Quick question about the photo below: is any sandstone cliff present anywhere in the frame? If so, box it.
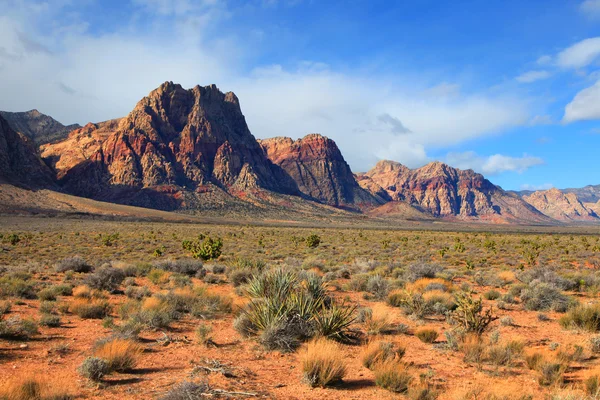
[522,188,599,222]
[364,160,552,223]
[259,134,382,210]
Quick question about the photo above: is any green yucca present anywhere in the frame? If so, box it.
[313,303,356,342]
[245,269,298,302]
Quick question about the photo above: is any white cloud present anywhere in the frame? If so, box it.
[557,37,600,69]
[516,70,552,83]
[520,183,554,191]
[529,114,553,126]
[536,55,552,65]
[563,80,600,123]
[0,0,532,173]
[580,0,600,17]
[445,151,544,175]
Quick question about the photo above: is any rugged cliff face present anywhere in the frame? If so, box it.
[259,134,382,209]
[54,82,298,201]
[522,188,599,222]
[0,110,80,145]
[364,160,552,223]
[0,115,55,187]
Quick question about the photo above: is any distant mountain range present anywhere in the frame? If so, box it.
[0,81,598,225]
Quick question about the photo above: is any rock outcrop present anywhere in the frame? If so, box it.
[522,188,599,222]
[0,115,55,187]
[364,160,552,223]
[53,82,298,203]
[259,134,382,209]
[0,110,80,145]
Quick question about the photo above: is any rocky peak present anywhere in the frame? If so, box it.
[0,109,80,145]
[259,134,382,209]
[523,188,599,222]
[0,114,54,187]
[56,82,298,200]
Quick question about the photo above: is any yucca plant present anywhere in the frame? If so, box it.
[313,303,357,342]
[245,269,298,302]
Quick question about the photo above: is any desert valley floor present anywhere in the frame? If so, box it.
[0,216,600,399]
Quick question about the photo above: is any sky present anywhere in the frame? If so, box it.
[1,0,600,191]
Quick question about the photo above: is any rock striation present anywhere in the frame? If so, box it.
[364,160,551,223]
[259,134,382,209]
[522,188,599,222]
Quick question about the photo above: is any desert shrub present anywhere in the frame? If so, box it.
[78,357,109,381]
[423,290,456,315]
[300,338,346,387]
[202,273,221,284]
[556,344,584,363]
[183,236,223,260]
[487,341,524,367]
[125,285,151,300]
[0,276,36,299]
[84,266,125,293]
[305,234,321,249]
[39,314,61,327]
[559,303,600,331]
[152,259,205,276]
[525,352,544,370]
[537,361,567,386]
[0,376,73,400]
[590,336,600,353]
[484,290,501,300]
[0,300,11,315]
[93,338,142,372]
[237,268,354,350]
[229,269,253,287]
[405,263,444,282]
[415,328,438,343]
[451,291,497,335]
[160,381,210,400]
[0,316,38,339]
[347,273,369,292]
[55,256,92,273]
[51,284,73,296]
[388,291,432,318]
[363,304,393,335]
[366,275,390,300]
[195,324,213,346]
[585,375,600,396]
[460,333,486,364]
[361,341,404,370]
[37,288,56,301]
[70,299,111,319]
[170,273,192,287]
[517,266,573,291]
[129,296,178,329]
[148,269,168,285]
[373,361,413,393]
[500,316,514,326]
[521,282,573,312]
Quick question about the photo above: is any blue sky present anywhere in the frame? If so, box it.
[1,0,600,191]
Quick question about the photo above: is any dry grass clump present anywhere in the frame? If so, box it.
[559,303,600,332]
[373,360,413,393]
[405,278,452,293]
[361,340,405,369]
[69,298,111,319]
[93,338,142,372]
[300,338,346,387]
[363,304,393,335]
[0,376,73,400]
[415,328,438,343]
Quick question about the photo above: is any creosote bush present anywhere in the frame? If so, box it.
[182,235,223,261]
[300,338,346,387]
[84,266,125,293]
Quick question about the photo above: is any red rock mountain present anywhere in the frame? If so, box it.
[51,82,298,203]
[0,109,80,145]
[0,115,55,187]
[522,188,599,222]
[363,160,552,223]
[258,134,383,209]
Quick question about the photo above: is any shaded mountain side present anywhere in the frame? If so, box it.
[562,185,600,203]
[0,109,80,145]
[522,188,599,222]
[0,114,55,188]
[51,82,299,202]
[259,134,383,210]
[363,160,553,224]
